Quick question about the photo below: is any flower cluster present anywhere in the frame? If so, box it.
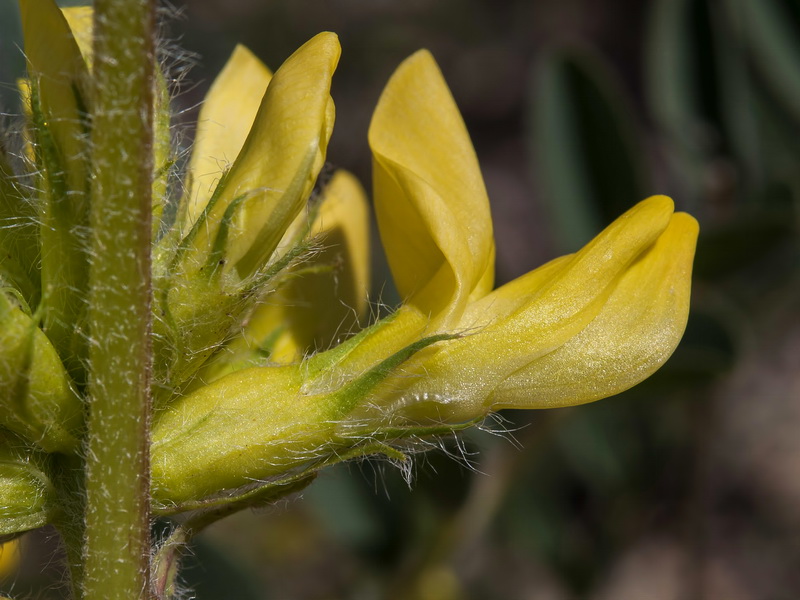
[0,1,697,533]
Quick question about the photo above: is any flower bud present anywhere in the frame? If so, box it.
[152,33,341,389]
[0,433,55,535]
[0,292,82,453]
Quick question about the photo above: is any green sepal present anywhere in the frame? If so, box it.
[0,255,37,309]
[151,326,459,508]
[20,0,92,380]
[322,332,460,419]
[19,0,91,195]
[152,70,172,238]
[152,239,313,395]
[153,191,320,393]
[26,74,89,382]
[153,438,403,517]
[189,198,329,385]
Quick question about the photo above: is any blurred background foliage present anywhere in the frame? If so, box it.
[2,0,800,598]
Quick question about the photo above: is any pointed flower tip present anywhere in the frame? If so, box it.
[631,194,674,224]
[230,44,260,63]
[663,211,700,266]
[643,194,674,212]
[672,210,700,235]
[636,197,700,246]
[384,49,443,98]
[303,31,342,64]
[604,194,676,250]
[404,48,436,67]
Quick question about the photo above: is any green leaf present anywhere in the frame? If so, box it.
[19,0,90,197]
[646,0,709,151]
[530,48,648,252]
[727,0,800,126]
[645,0,719,208]
[713,0,768,191]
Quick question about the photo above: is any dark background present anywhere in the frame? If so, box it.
[2,0,800,598]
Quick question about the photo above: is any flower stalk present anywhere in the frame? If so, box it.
[83,0,155,598]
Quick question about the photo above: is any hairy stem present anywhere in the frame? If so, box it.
[83,1,155,599]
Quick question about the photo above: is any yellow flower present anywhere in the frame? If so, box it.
[150,41,697,509]
[370,51,495,325]
[150,32,343,388]
[173,33,338,278]
[0,538,20,580]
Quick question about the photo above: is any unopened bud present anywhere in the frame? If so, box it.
[0,292,82,453]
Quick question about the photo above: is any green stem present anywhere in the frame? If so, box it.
[83,1,155,599]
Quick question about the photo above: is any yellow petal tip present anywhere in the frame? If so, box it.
[305,31,342,60]
[640,194,675,216]
[672,211,700,235]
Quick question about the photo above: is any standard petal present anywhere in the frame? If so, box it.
[183,45,273,228]
[492,212,698,408]
[369,50,494,324]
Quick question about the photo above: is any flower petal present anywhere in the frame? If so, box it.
[199,32,340,279]
[184,45,273,228]
[493,211,698,408]
[262,169,371,361]
[60,6,93,67]
[483,195,674,345]
[460,196,675,355]
[369,50,494,324]
[373,196,679,422]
